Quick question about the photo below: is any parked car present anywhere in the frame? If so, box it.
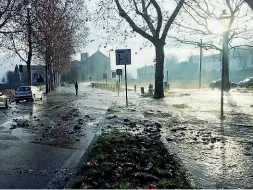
[0,92,9,108]
[209,79,237,89]
[238,77,253,88]
[61,83,66,86]
[15,86,43,103]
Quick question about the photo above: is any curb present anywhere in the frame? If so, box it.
[160,135,197,188]
[63,133,99,189]
[45,130,99,189]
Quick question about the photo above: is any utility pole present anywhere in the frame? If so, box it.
[199,39,203,89]
[167,71,168,84]
[125,64,128,107]
[223,32,230,91]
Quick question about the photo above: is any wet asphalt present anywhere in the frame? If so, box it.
[0,83,113,188]
[1,84,253,188]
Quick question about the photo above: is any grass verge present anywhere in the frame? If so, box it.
[73,133,191,189]
[165,92,190,98]
[172,104,190,109]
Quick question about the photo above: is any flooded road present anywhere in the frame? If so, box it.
[1,84,253,188]
[163,89,253,188]
[0,83,113,188]
[105,88,253,188]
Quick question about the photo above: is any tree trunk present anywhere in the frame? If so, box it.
[50,65,54,91]
[53,71,56,88]
[27,61,32,86]
[223,32,230,91]
[45,64,49,93]
[27,7,32,86]
[154,43,165,99]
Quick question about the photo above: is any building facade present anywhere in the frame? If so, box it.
[21,65,46,86]
[189,52,253,72]
[85,50,111,81]
[137,65,155,81]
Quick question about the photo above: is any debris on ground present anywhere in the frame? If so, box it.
[73,133,191,189]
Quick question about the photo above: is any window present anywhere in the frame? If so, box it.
[17,87,31,91]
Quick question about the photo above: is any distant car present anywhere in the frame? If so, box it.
[230,82,238,88]
[61,83,66,86]
[209,79,237,89]
[0,92,9,108]
[238,77,253,88]
[15,86,43,103]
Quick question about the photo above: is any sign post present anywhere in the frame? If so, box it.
[116,69,122,96]
[116,49,131,107]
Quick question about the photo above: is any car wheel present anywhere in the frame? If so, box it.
[40,95,43,101]
[5,100,8,108]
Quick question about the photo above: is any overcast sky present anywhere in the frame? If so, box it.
[1,0,252,79]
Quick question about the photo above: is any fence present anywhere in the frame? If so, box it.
[92,83,121,92]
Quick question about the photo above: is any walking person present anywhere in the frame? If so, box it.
[75,81,78,95]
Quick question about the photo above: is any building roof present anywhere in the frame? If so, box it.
[88,50,109,61]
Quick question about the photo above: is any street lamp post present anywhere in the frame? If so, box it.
[220,10,231,119]
[199,39,203,89]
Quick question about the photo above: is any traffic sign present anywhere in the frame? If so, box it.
[19,65,23,72]
[116,49,131,65]
[112,71,116,78]
[116,69,122,75]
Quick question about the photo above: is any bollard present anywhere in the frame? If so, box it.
[116,82,120,96]
[134,85,136,92]
[148,83,154,94]
[167,84,170,90]
[163,82,168,89]
[141,87,145,94]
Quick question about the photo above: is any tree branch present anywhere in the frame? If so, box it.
[150,0,162,36]
[161,0,185,41]
[114,0,154,43]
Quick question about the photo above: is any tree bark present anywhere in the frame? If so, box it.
[27,61,31,85]
[45,64,49,93]
[27,7,32,86]
[154,43,165,99]
[50,64,54,91]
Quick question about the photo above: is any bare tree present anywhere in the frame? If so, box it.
[95,0,185,98]
[0,0,22,34]
[4,0,35,86]
[170,0,253,90]
[32,0,88,92]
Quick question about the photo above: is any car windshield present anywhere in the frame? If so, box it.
[17,87,31,91]
[242,78,252,82]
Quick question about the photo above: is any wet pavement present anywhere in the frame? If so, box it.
[0,83,113,188]
[162,89,253,188]
[101,88,253,189]
[1,84,253,188]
